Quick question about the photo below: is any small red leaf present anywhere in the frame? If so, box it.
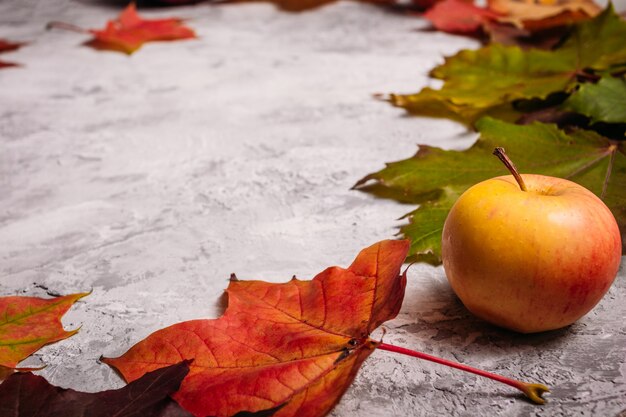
[424,0,501,34]
[49,3,197,54]
[88,3,196,54]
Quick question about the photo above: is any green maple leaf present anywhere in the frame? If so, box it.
[355,118,626,263]
[389,5,626,126]
[563,76,626,125]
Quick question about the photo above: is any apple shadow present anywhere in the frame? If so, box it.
[396,274,574,352]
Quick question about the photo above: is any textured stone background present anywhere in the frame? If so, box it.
[1,0,625,416]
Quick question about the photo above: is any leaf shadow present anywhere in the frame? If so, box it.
[215,288,229,316]
[83,39,133,54]
[466,390,547,406]
[353,183,437,205]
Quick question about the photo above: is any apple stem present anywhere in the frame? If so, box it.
[493,147,527,192]
[377,342,549,404]
[46,21,89,34]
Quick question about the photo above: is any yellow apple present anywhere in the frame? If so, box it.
[441,148,622,333]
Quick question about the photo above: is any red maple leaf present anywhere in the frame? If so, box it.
[103,240,410,417]
[48,3,196,54]
[424,0,502,34]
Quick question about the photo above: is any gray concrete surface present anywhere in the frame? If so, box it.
[1,0,625,416]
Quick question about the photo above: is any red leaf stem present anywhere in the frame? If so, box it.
[378,342,549,404]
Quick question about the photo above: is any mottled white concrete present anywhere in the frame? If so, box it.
[1,1,625,416]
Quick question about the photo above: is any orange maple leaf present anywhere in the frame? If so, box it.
[89,3,196,54]
[0,293,88,375]
[49,3,196,54]
[488,0,601,31]
[103,240,409,417]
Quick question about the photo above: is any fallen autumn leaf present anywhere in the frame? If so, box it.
[103,240,410,417]
[423,0,502,34]
[48,3,196,54]
[0,293,88,378]
[0,361,194,417]
[488,0,601,30]
[389,5,626,126]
